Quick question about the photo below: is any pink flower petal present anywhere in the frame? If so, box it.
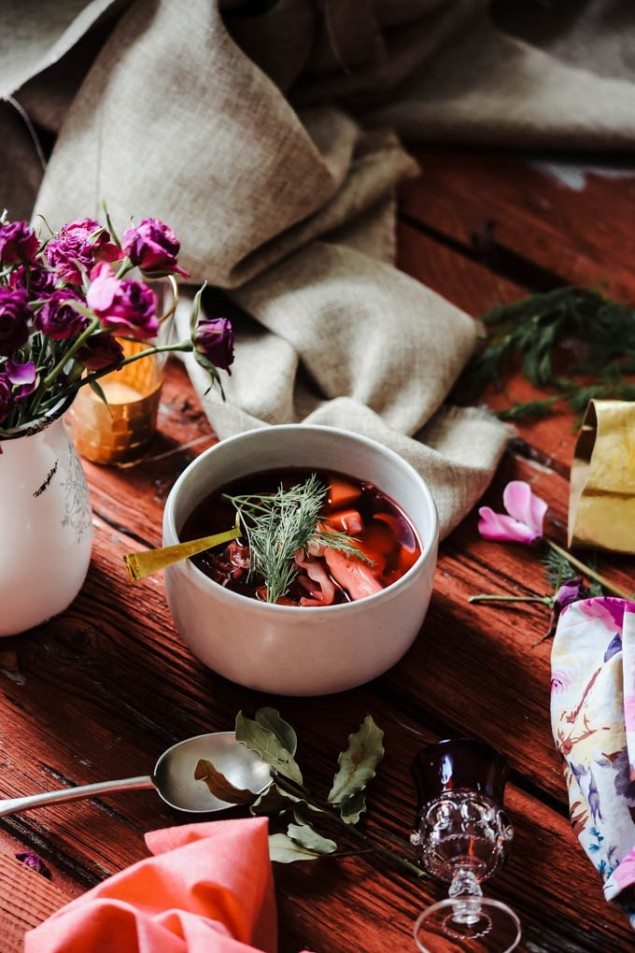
[477,506,537,544]
[86,263,119,313]
[502,481,547,538]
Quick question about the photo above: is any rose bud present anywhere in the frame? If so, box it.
[121,218,187,276]
[59,218,120,263]
[5,358,38,400]
[45,234,94,285]
[0,372,14,423]
[34,290,87,341]
[0,288,30,357]
[86,262,158,339]
[77,331,124,371]
[0,221,39,263]
[192,317,234,371]
[0,372,14,422]
[9,264,57,296]
[554,578,584,610]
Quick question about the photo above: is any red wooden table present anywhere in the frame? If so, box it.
[1,147,634,952]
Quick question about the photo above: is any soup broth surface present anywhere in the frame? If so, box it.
[180,468,421,606]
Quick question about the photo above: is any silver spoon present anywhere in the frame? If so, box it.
[0,732,271,818]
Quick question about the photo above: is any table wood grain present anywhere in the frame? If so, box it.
[0,148,633,952]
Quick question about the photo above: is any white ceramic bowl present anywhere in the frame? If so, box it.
[163,425,439,696]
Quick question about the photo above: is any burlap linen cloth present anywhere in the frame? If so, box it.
[3,1,634,534]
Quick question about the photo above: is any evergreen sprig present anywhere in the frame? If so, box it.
[466,286,635,420]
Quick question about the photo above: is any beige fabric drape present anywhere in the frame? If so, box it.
[2,0,632,535]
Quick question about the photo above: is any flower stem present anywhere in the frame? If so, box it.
[545,538,633,601]
[43,317,101,389]
[275,776,423,879]
[55,339,193,402]
[468,594,552,605]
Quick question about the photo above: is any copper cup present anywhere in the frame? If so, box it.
[69,280,172,467]
[69,338,165,466]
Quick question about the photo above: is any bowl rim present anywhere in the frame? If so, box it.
[164,424,439,614]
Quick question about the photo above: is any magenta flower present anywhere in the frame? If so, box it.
[59,218,120,263]
[193,317,234,371]
[554,579,584,610]
[15,852,51,880]
[0,372,13,422]
[34,290,86,341]
[6,358,38,400]
[478,481,547,544]
[0,288,30,357]
[45,234,93,285]
[77,331,124,371]
[0,221,39,263]
[122,218,187,276]
[86,263,158,339]
[9,264,57,296]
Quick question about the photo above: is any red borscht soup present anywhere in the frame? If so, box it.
[180,468,421,606]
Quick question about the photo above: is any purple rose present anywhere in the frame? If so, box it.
[15,852,51,880]
[554,578,584,610]
[0,221,39,263]
[45,234,93,285]
[0,288,30,357]
[122,218,187,276]
[59,218,120,263]
[86,262,158,339]
[77,331,124,371]
[5,358,38,400]
[9,264,57,296]
[192,317,234,371]
[0,373,14,422]
[35,290,87,341]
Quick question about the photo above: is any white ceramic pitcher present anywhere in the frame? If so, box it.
[0,407,93,635]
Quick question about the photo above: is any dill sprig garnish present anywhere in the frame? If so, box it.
[223,473,370,604]
[466,286,635,420]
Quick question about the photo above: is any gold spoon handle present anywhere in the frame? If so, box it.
[124,528,240,581]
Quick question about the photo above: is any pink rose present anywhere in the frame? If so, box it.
[86,263,158,339]
[0,221,39,263]
[122,218,187,276]
[34,290,86,341]
[59,218,120,263]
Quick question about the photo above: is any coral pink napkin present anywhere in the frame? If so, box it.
[25,819,278,953]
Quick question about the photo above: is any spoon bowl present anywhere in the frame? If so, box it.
[153,731,272,812]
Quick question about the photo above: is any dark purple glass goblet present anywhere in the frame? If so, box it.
[410,739,519,952]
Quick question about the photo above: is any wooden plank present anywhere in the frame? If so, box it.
[3,154,634,952]
[397,219,579,472]
[0,519,631,950]
[399,145,635,300]
[71,358,633,813]
[0,850,71,952]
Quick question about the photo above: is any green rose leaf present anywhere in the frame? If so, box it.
[236,711,303,785]
[287,822,337,855]
[255,707,297,756]
[327,715,384,822]
[268,833,322,864]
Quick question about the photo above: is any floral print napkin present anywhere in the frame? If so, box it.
[551,597,635,927]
